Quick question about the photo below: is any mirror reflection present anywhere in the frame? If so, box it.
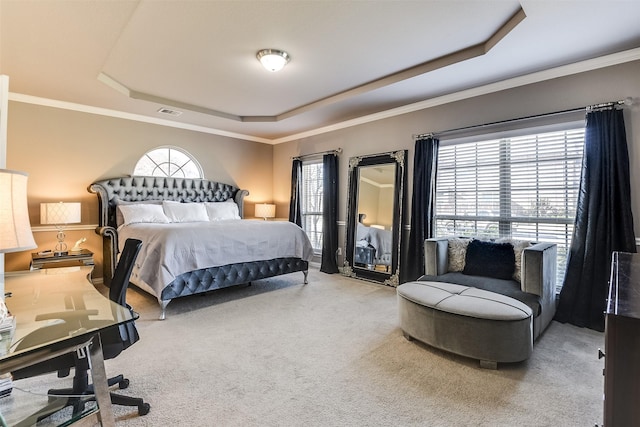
[354,164,396,272]
[344,150,406,286]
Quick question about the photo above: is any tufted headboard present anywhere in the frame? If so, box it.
[88,176,249,285]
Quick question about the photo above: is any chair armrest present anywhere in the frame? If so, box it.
[424,238,450,276]
[521,242,557,297]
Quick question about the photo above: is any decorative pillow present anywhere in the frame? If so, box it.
[115,199,162,227]
[462,239,515,280]
[162,201,209,223]
[118,204,170,226]
[496,238,532,282]
[204,200,241,221]
[447,237,470,272]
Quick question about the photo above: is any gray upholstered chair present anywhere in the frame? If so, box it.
[421,237,557,340]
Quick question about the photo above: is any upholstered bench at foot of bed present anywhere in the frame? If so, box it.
[397,281,533,369]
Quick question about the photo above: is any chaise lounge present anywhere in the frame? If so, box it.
[397,237,557,368]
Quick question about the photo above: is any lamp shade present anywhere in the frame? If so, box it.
[255,203,276,219]
[0,169,37,253]
[40,202,81,225]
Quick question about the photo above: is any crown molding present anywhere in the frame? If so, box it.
[96,8,525,125]
[9,47,640,145]
[360,176,394,189]
[273,47,640,144]
[7,92,272,144]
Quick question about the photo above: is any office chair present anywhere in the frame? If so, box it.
[12,238,150,423]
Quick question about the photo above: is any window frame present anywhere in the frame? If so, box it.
[434,121,586,291]
[133,146,203,179]
[300,159,324,254]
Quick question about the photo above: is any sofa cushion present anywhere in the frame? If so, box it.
[463,239,515,280]
[447,237,470,272]
[398,281,532,321]
[496,238,532,282]
[418,272,541,317]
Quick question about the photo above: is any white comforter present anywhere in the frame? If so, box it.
[118,220,314,300]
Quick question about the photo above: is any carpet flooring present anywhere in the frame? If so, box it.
[3,266,604,426]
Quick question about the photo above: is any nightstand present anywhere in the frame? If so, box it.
[30,249,95,270]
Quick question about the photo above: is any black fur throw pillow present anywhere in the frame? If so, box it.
[462,239,515,280]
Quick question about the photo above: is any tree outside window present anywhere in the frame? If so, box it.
[301,161,323,252]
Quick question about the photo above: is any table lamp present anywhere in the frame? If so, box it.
[255,203,276,220]
[40,202,81,256]
[0,170,37,254]
[0,169,37,309]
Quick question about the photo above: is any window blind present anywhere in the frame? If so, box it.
[435,128,585,290]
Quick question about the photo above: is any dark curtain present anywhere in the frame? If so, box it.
[288,159,302,227]
[320,153,339,273]
[402,137,440,283]
[555,108,636,331]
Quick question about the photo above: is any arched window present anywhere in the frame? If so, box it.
[133,146,203,178]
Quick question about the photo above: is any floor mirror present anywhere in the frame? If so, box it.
[343,150,407,286]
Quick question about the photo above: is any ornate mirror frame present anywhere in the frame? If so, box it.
[343,150,407,286]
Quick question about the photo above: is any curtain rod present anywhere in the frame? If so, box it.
[291,148,342,161]
[413,98,632,140]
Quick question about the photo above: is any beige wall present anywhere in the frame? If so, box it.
[377,186,394,229]
[274,60,640,265]
[5,60,640,274]
[5,102,273,275]
[357,181,379,225]
[357,181,393,230]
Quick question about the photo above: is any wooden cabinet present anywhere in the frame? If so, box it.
[603,251,640,426]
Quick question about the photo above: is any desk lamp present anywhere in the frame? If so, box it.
[40,202,81,256]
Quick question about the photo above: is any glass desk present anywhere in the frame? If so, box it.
[0,266,136,427]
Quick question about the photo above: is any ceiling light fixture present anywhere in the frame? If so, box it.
[256,49,290,72]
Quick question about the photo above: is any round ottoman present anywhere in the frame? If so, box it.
[397,281,533,368]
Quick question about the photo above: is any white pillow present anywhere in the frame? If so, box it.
[118,204,170,226]
[115,200,162,227]
[205,200,240,221]
[162,201,209,223]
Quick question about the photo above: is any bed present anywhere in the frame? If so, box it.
[89,176,313,319]
[354,223,392,270]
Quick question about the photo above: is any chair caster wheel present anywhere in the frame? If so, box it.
[138,402,151,416]
[118,378,130,389]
